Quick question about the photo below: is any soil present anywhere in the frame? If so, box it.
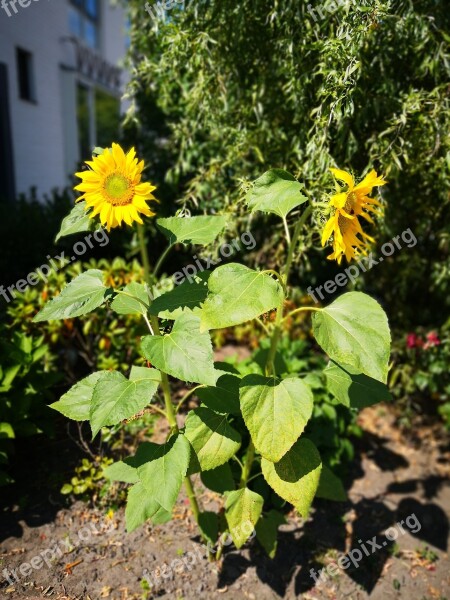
[1,403,449,600]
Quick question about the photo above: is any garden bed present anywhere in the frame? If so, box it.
[1,403,449,600]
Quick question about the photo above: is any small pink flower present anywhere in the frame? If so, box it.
[407,333,418,349]
[424,331,440,349]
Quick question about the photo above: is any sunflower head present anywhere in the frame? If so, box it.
[321,168,387,264]
[74,143,157,231]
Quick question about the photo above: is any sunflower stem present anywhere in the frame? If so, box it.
[137,225,203,532]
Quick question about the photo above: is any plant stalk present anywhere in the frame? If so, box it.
[137,224,202,527]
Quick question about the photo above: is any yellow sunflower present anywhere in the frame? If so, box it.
[74,143,157,231]
[321,168,387,264]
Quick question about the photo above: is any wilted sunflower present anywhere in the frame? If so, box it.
[321,168,387,264]
[74,143,157,230]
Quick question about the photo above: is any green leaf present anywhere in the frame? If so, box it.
[137,435,191,513]
[50,371,108,421]
[312,292,391,382]
[103,461,139,484]
[198,511,219,545]
[33,270,109,322]
[157,215,228,245]
[240,375,313,462]
[125,483,172,533]
[141,312,217,385]
[149,277,208,320]
[199,264,283,331]
[105,441,164,484]
[0,423,15,439]
[89,369,160,437]
[55,202,97,242]
[246,169,307,219]
[197,374,241,415]
[225,487,264,549]
[201,463,235,494]
[261,438,322,517]
[111,282,149,316]
[255,510,286,558]
[184,407,241,471]
[316,465,347,502]
[324,361,392,409]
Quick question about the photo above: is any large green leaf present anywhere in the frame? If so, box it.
[55,202,97,242]
[255,510,287,558]
[50,371,108,421]
[110,282,149,316]
[197,374,241,415]
[137,434,191,513]
[184,407,241,471]
[34,270,109,322]
[316,465,347,501]
[246,169,307,219]
[125,483,172,532]
[261,438,322,517]
[240,375,313,462]
[104,440,166,485]
[89,368,160,437]
[198,511,219,545]
[312,292,391,382]
[225,487,264,549]
[149,277,208,320]
[324,361,392,409]
[141,312,217,385]
[157,215,228,245]
[201,463,235,494]
[199,264,283,331]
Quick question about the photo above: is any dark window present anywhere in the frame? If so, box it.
[16,48,36,103]
[69,0,99,49]
[77,83,91,161]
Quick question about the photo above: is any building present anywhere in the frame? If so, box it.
[0,0,128,201]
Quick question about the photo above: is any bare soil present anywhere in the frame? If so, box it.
[1,404,449,600]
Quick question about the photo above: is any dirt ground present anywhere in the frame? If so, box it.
[1,403,449,600]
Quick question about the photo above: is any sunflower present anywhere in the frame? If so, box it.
[321,168,387,264]
[74,143,157,230]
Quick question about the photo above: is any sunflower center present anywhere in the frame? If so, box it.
[337,213,352,233]
[104,173,133,206]
[344,192,357,214]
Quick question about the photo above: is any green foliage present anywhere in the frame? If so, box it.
[61,456,113,497]
[0,328,60,485]
[199,264,283,330]
[312,292,391,382]
[390,326,450,428]
[38,167,392,557]
[125,0,450,327]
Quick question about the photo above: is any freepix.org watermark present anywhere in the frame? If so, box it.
[2,516,115,586]
[145,230,256,301]
[144,0,184,21]
[0,229,110,304]
[307,228,417,304]
[143,520,255,587]
[1,0,42,18]
[310,512,422,585]
[307,0,358,23]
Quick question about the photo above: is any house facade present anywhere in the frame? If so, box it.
[0,0,128,201]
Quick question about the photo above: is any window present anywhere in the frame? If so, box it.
[16,48,36,103]
[76,83,91,160]
[69,0,99,49]
[76,84,120,161]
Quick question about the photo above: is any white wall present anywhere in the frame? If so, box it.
[0,0,128,198]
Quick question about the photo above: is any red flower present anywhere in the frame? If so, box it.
[406,333,417,348]
[424,331,440,349]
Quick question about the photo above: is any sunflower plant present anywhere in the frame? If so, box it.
[35,146,392,559]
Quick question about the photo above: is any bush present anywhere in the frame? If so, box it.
[125,0,450,328]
